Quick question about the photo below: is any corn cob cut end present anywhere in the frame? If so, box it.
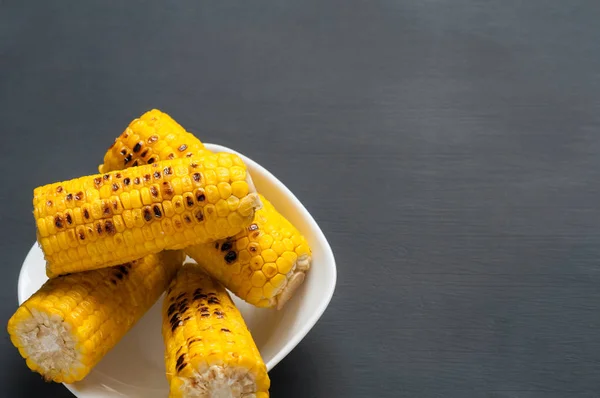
[8,306,84,383]
[172,365,267,398]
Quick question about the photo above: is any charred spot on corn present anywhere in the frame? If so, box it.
[123,177,131,186]
[224,251,237,264]
[56,186,63,193]
[221,328,230,332]
[132,160,139,167]
[176,353,187,373]
[167,303,177,316]
[164,166,173,176]
[105,221,115,235]
[153,171,161,180]
[112,183,119,191]
[120,148,127,155]
[208,297,220,305]
[215,311,225,319]
[143,174,151,183]
[65,214,72,225]
[83,209,90,219]
[124,154,133,165]
[143,207,152,222]
[46,200,53,207]
[66,193,73,201]
[153,205,162,218]
[178,144,187,152]
[150,186,159,198]
[140,150,149,158]
[133,177,140,185]
[186,196,194,207]
[133,142,142,153]
[248,223,259,231]
[147,157,156,164]
[54,215,64,229]
[192,173,201,182]
[94,177,102,187]
[75,192,83,201]
[220,242,232,252]
[147,135,158,144]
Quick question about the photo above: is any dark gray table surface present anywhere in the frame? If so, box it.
[2,1,600,397]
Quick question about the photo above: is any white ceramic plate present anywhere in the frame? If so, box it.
[17,143,337,398]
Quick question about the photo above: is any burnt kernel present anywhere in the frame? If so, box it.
[249,246,257,252]
[123,177,131,185]
[46,200,53,207]
[153,205,162,218]
[182,316,191,321]
[196,193,205,202]
[248,224,259,231]
[123,132,129,138]
[124,154,132,165]
[75,192,83,201]
[221,328,230,332]
[56,186,63,193]
[133,142,142,153]
[188,338,202,345]
[120,148,127,155]
[168,153,175,159]
[143,174,151,183]
[176,354,187,371]
[133,177,141,184]
[186,153,193,158]
[190,162,198,168]
[112,183,120,191]
[224,251,237,264]
[199,306,209,312]
[78,231,85,240]
[201,313,211,318]
[140,150,148,158]
[132,160,139,167]
[103,204,112,216]
[94,177,102,186]
[175,200,182,208]
[214,311,225,318]
[147,157,156,164]
[153,171,161,179]
[174,220,182,229]
[65,213,73,225]
[150,186,159,198]
[103,174,110,180]
[177,362,188,372]
[186,196,194,207]
[215,242,219,249]
[110,279,118,285]
[117,265,130,275]
[208,297,220,305]
[194,288,203,295]
[195,294,208,300]
[178,144,187,152]
[177,293,186,300]
[115,272,124,280]
[96,222,103,235]
[221,242,232,252]
[164,167,173,176]
[192,173,201,182]
[167,303,177,316]
[179,305,189,313]
[162,182,174,196]
[195,210,204,222]
[183,215,192,224]
[147,135,158,144]
[115,173,122,178]
[143,208,152,222]
[54,216,64,229]
[65,193,73,201]
[112,200,118,210]
[105,221,115,234]
[252,231,260,239]
[83,209,90,219]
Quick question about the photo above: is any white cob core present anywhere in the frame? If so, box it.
[179,365,258,397]
[18,308,79,379]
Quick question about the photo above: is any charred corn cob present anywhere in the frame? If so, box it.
[99,111,312,309]
[7,250,185,383]
[186,195,311,309]
[162,264,270,398]
[99,109,210,174]
[34,155,261,277]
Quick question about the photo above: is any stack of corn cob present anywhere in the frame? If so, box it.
[8,109,312,397]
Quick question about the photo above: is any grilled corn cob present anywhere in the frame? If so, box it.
[34,155,261,277]
[186,195,311,309]
[99,111,312,309]
[7,250,185,383]
[99,109,210,174]
[162,263,270,398]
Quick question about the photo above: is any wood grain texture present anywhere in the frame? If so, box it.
[2,0,600,396]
